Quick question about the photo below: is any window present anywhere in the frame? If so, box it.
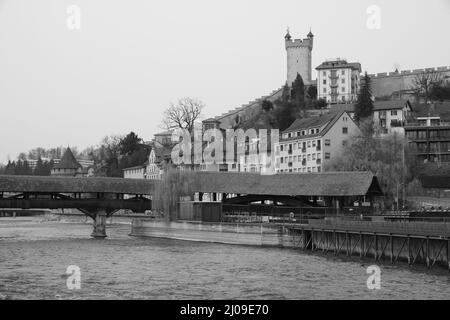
[341,70,345,75]
[280,145,284,151]
[312,154,316,160]
[307,154,311,161]
[323,79,326,85]
[297,131,300,137]
[281,158,284,163]
[323,88,326,93]
[341,87,345,92]
[341,78,345,84]
[391,110,398,116]
[323,71,326,76]
[316,129,320,134]
[302,131,306,136]
[325,139,331,146]
[325,153,331,159]
[342,127,348,134]
[307,141,311,147]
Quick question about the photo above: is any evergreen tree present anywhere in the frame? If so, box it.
[354,72,374,123]
[290,73,305,108]
[119,132,143,155]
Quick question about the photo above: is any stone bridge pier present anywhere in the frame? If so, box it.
[90,210,108,238]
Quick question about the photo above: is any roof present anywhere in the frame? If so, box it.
[191,171,382,197]
[419,175,450,189]
[0,171,383,197]
[316,60,361,71]
[281,111,351,140]
[330,100,411,113]
[52,148,81,170]
[0,175,156,194]
[284,112,339,134]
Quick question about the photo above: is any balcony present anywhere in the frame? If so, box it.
[302,159,306,166]
[288,162,293,167]
[316,159,321,165]
[316,146,321,151]
[302,148,306,153]
[288,149,293,155]
[329,74,339,80]
[405,122,450,128]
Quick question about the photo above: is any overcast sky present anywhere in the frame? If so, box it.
[0,0,449,163]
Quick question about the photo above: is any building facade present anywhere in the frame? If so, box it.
[274,111,360,173]
[405,116,450,164]
[123,165,147,179]
[316,59,361,104]
[330,100,413,136]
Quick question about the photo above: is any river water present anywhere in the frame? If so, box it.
[0,218,449,300]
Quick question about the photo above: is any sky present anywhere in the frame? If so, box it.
[0,0,449,163]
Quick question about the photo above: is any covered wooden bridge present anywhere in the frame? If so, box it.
[191,171,382,211]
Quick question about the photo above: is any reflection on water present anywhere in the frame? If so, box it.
[0,218,449,300]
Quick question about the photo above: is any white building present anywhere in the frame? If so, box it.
[123,164,147,179]
[330,100,413,135]
[274,111,360,173]
[316,58,361,104]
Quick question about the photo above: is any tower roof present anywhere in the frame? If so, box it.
[307,29,314,38]
[284,27,292,41]
[53,147,81,170]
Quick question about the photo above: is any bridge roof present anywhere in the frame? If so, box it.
[0,171,382,197]
[192,171,382,197]
[0,175,155,195]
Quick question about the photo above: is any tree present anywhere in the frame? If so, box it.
[290,73,305,108]
[354,72,374,123]
[119,132,143,156]
[411,70,443,103]
[152,169,199,221]
[430,82,450,101]
[261,99,274,112]
[162,97,205,133]
[325,119,408,206]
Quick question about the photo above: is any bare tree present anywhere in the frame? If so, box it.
[162,97,205,133]
[411,70,443,103]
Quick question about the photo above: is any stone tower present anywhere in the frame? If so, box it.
[285,28,314,86]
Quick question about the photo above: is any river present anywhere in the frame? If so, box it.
[0,217,449,300]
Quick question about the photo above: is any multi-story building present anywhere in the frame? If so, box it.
[316,59,361,104]
[405,116,450,164]
[330,100,413,136]
[274,111,360,173]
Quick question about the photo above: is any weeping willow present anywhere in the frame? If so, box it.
[152,169,198,221]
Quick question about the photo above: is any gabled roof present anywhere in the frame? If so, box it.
[52,148,81,170]
[191,171,382,197]
[284,112,339,134]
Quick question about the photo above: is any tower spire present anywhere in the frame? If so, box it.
[285,26,291,41]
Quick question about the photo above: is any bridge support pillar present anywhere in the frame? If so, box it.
[91,210,107,238]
